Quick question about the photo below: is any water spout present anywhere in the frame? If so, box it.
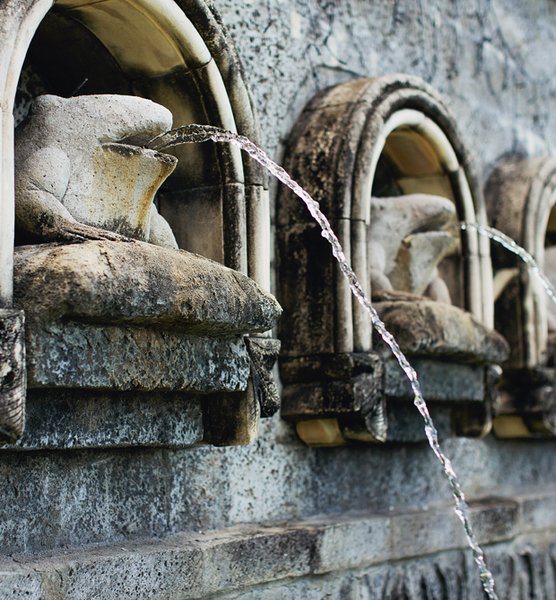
[147,124,499,599]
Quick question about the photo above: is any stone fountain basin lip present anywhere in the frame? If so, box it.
[13,240,282,336]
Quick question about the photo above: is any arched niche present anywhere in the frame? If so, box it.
[0,0,277,447]
[485,157,556,438]
[0,0,270,305]
[278,75,505,446]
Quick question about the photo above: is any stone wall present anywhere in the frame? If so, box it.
[218,0,556,172]
[2,1,556,598]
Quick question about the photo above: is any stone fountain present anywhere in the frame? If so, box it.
[1,93,282,446]
[278,75,509,445]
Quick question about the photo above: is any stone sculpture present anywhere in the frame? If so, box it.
[369,193,457,303]
[15,94,178,247]
[277,75,507,445]
[484,156,556,438]
[368,192,508,365]
[8,94,282,444]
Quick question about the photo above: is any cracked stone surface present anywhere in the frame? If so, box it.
[216,0,556,165]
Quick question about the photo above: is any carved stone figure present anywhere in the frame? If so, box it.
[369,194,457,303]
[11,94,282,428]
[369,193,508,365]
[15,94,178,247]
[277,75,505,445]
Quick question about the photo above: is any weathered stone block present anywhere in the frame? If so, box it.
[468,496,519,545]
[0,492,553,598]
[26,322,250,392]
[13,240,281,394]
[14,241,280,335]
[384,358,486,402]
[0,308,25,444]
[280,352,381,384]
[6,390,203,450]
[311,514,390,573]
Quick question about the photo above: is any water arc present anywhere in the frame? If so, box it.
[147,123,499,599]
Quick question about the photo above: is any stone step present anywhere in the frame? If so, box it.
[2,489,555,599]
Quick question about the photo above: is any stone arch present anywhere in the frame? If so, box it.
[278,74,493,359]
[0,0,270,307]
[485,156,556,437]
[486,157,556,369]
[0,0,278,446]
[278,74,504,445]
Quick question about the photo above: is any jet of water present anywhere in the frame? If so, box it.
[147,124,499,599]
[460,222,556,306]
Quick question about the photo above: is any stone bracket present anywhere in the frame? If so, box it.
[0,309,26,444]
[202,382,260,447]
[493,366,556,438]
[281,352,500,445]
[245,336,281,417]
[202,337,282,446]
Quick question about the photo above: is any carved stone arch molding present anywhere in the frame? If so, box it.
[0,0,280,447]
[278,74,508,446]
[486,156,556,438]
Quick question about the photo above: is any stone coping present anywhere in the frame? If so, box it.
[1,488,555,599]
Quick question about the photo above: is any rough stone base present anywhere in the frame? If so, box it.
[3,390,203,450]
[1,489,555,599]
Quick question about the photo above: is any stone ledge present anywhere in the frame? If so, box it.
[383,357,487,402]
[3,390,204,450]
[1,489,555,599]
[27,324,250,392]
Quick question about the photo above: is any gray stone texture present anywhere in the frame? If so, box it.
[0,309,25,443]
[374,299,510,363]
[1,490,555,598]
[216,0,556,166]
[3,0,556,598]
[14,241,280,335]
[7,390,203,450]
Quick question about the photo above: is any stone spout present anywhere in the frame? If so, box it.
[369,194,457,294]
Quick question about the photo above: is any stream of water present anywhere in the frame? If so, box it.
[460,222,556,304]
[148,124,500,598]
